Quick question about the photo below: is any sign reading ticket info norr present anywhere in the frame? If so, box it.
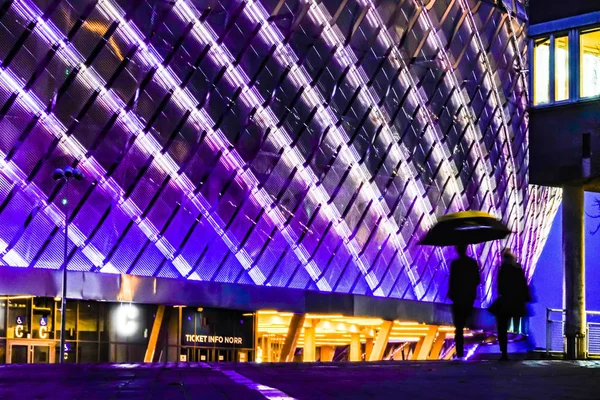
[185,334,243,345]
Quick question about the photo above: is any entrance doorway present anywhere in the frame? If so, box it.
[182,347,238,362]
[7,340,56,364]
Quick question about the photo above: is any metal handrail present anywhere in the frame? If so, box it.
[587,322,600,356]
[546,308,600,356]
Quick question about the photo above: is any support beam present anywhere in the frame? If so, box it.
[563,185,587,359]
[320,346,335,362]
[429,331,447,360]
[414,326,438,360]
[443,344,456,360]
[402,343,411,360]
[349,333,361,362]
[368,320,393,361]
[279,313,305,362]
[411,337,425,360]
[365,337,374,360]
[303,319,316,362]
[144,305,165,362]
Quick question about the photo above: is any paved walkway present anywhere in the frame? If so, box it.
[0,360,598,399]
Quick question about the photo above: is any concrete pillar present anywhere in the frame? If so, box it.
[562,186,586,359]
[368,320,393,361]
[279,314,305,362]
[303,320,316,362]
[263,335,272,362]
[349,333,361,362]
[365,338,374,360]
[320,346,335,362]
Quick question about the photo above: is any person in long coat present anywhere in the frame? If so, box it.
[448,244,481,358]
[489,249,531,361]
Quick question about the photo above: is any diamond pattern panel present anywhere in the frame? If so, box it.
[0,0,560,305]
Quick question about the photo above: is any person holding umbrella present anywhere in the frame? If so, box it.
[420,210,511,359]
[448,244,481,359]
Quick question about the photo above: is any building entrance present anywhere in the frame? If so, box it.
[182,347,242,362]
[7,340,56,364]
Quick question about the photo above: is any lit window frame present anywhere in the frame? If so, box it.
[579,27,600,99]
[530,30,574,107]
[529,21,600,107]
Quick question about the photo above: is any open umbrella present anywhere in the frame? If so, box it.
[419,210,510,246]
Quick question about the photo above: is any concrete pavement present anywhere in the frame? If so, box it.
[0,360,598,399]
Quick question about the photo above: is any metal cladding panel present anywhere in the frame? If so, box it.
[0,0,560,307]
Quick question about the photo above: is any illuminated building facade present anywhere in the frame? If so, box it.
[0,0,559,363]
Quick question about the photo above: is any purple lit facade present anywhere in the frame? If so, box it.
[0,0,558,307]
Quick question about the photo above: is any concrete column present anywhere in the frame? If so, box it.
[349,333,361,362]
[368,320,393,361]
[303,320,316,362]
[320,346,335,362]
[279,314,305,362]
[365,338,374,360]
[263,335,272,362]
[562,185,586,359]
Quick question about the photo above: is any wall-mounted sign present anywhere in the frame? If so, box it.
[184,335,243,345]
[181,308,253,349]
[15,316,24,338]
[39,317,48,339]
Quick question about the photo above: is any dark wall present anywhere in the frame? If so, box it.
[529,0,600,25]
[529,101,600,186]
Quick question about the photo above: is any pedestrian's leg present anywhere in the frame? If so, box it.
[497,317,509,359]
[455,324,464,358]
[453,305,466,358]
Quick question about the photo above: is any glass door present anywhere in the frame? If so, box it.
[216,349,232,362]
[32,345,51,363]
[10,345,28,364]
[7,340,55,364]
[198,348,210,362]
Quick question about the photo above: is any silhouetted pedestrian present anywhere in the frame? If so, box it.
[448,244,481,359]
[489,249,531,361]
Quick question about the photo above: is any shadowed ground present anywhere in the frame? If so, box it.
[0,360,598,399]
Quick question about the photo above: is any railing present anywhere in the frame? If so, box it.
[546,308,600,356]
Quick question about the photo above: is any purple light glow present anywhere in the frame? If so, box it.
[0,0,560,303]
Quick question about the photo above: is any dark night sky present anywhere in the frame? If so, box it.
[529,192,600,348]
[528,0,600,25]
